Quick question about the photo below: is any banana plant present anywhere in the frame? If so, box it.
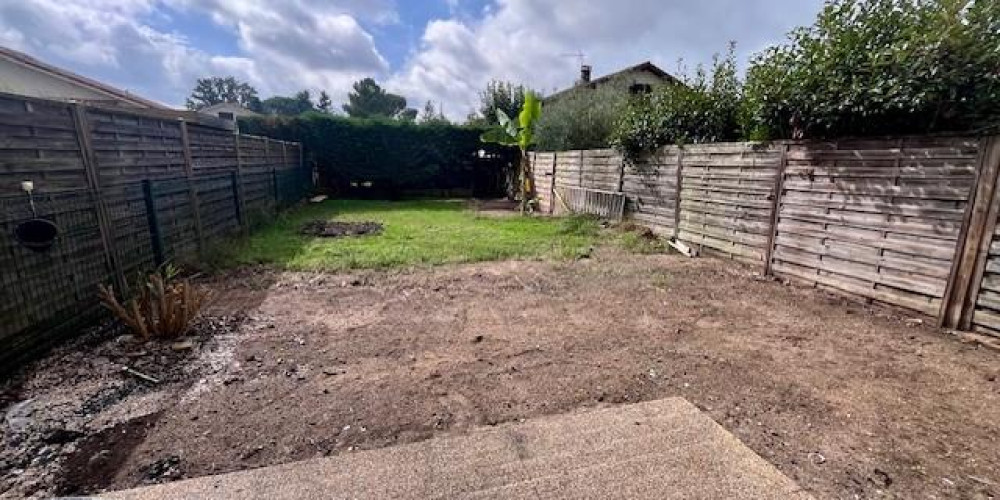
[481,91,542,213]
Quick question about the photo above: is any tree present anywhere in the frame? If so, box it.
[535,82,626,151]
[420,101,450,125]
[481,92,543,213]
[261,90,315,116]
[342,78,409,119]
[398,108,419,122]
[317,91,333,113]
[611,45,746,163]
[186,76,261,111]
[470,80,528,126]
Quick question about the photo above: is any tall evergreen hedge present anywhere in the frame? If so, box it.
[239,113,515,197]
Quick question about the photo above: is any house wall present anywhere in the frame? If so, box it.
[604,69,668,90]
[0,58,125,104]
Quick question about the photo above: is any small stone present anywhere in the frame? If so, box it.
[171,340,195,351]
[472,335,484,343]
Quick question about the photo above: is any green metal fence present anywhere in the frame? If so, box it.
[0,165,311,375]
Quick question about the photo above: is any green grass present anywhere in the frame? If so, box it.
[222,199,603,271]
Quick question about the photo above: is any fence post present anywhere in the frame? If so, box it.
[941,135,1000,329]
[70,103,127,293]
[272,167,280,210]
[673,147,684,240]
[177,120,205,251]
[230,171,244,230]
[298,142,307,190]
[549,152,558,215]
[617,152,626,193]
[142,179,165,267]
[763,143,790,275]
[233,134,248,233]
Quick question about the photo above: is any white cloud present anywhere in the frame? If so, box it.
[0,0,395,106]
[0,0,826,116]
[390,0,825,119]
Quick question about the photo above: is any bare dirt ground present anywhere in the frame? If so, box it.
[4,248,1000,499]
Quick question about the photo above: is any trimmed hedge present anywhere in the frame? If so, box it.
[239,113,516,197]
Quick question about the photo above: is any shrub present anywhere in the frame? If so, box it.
[611,46,746,163]
[745,0,1000,139]
[239,114,517,196]
[536,81,627,151]
[98,265,209,340]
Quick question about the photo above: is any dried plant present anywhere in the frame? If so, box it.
[98,265,210,340]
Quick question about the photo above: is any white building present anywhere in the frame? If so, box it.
[0,46,169,109]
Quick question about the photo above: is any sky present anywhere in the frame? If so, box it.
[0,0,826,119]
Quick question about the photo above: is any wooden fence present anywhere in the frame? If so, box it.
[0,92,310,372]
[531,135,1000,337]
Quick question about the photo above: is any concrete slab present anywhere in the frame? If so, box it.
[107,398,811,500]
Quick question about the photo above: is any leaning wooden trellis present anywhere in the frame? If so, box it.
[532,134,1000,338]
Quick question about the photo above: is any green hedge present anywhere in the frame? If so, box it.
[239,113,515,197]
[745,0,1000,139]
[611,0,1000,162]
[536,80,627,151]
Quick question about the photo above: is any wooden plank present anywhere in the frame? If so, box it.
[673,148,683,239]
[70,103,126,293]
[764,144,788,275]
[961,136,1000,329]
[178,120,205,250]
[941,135,1000,328]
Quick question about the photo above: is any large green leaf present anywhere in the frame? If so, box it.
[518,91,542,129]
[496,109,513,129]
[480,127,518,146]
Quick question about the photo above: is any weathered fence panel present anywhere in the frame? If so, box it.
[533,134,1000,335]
[531,152,556,214]
[0,95,88,194]
[85,107,187,186]
[0,92,309,374]
[580,149,622,192]
[771,137,979,317]
[677,144,783,262]
[622,148,680,235]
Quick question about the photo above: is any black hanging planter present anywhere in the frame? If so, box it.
[14,218,59,252]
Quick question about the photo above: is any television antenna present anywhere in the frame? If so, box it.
[560,51,586,68]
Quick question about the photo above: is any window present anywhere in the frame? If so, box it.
[629,83,652,95]
[218,111,235,120]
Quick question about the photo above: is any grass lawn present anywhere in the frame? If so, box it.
[224,199,607,271]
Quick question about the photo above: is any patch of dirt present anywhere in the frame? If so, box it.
[0,315,244,499]
[468,198,520,217]
[300,220,383,238]
[6,249,1000,499]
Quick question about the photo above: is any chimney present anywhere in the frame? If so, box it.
[580,65,592,84]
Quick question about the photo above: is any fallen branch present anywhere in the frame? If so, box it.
[121,365,160,384]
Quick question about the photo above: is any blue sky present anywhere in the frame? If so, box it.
[0,0,825,118]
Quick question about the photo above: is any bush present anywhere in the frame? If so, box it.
[745,0,1000,139]
[611,46,746,163]
[239,114,516,197]
[98,265,209,340]
[536,81,627,151]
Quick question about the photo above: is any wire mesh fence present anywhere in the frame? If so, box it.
[1,166,311,374]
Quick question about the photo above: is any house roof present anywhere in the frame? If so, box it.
[199,102,261,116]
[0,46,170,110]
[544,61,681,102]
